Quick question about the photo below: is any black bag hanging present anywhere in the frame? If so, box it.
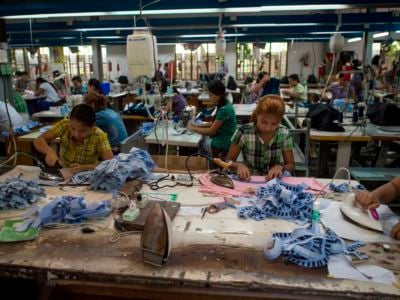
[305,103,345,132]
[366,102,400,126]
[227,76,238,91]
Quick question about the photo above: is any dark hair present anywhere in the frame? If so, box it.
[36,77,46,84]
[53,70,61,77]
[84,93,107,112]
[372,55,380,66]
[69,103,96,127]
[257,72,268,83]
[88,78,103,94]
[288,74,300,82]
[207,79,227,108]
[71,76,82,82]
[280,76,289,84]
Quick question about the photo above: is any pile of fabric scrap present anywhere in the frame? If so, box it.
[15,195,111,232]
[264,225,367,268]
[237,178,313,223]
[0,120,40,137]
[0,178,46,209]
[72,147,155,191]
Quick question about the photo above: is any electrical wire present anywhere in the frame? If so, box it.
[319,52,336,102]
[1,77,17,166]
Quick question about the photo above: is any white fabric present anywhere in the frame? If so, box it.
[39,82,60,102]
[0,101,24,130]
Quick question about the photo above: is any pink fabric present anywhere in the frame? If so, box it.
[198,174,326,196]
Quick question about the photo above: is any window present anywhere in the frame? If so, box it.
[236,42,288,80]
[175,43,216,81]
[63,46,93,80]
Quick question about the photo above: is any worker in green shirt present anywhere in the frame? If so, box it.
[188,80,236,158]
[282,74,307,103]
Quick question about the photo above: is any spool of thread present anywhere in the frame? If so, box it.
[352,109,359,123]
[338,111,343,123]
[358,105,365,118]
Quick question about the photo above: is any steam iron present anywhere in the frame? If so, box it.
[141,203,172,266]
[39,161,64,181]
[210,172,234,189]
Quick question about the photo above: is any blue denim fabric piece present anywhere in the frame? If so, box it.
[237,178,312,223]
[0,178,46,210]
[264,225,367,268]
[72,147,155,191]
[329,183,366,193]
[0,120,40,137]
[140,122,154,136]
[15,195,111,232]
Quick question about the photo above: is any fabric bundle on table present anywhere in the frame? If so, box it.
[0,178,46,209]
[72,147,155,191]
[329,182,366,193]
[15,195,111,232]
[237,178,313,223]
[264,225,367,268]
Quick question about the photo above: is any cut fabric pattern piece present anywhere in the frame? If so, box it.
[15,195,111,232]
[237,178,313,223]
[0,178,46,210]
[72,147,155,191]
[264,225,367,268]
[198,174,326,197]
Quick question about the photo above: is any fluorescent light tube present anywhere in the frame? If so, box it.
[348,37,362,43]
[373,32,389,38]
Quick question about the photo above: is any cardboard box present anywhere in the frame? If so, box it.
[152,155,209,173]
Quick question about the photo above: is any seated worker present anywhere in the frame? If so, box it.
[0,101,24,131]
[52,70,67,96]
[70,76,87,95]
[33,103,113,174]
[327,73,356,102]
[84,93,128,151]
[226,95,295,181]
[355,177,400,240]
[161,80,188,119]
[250,72,280,101]
[87,78,104,94]
[34,77,62,111]
[248,72,267,104]
[188,80,236,157]
[281,74,307,103]
[15,71,31,93]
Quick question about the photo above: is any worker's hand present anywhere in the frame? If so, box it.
[390,222,400,240]
[187,122,195,131]
[45,150,59,167]
[266,165,283,181]
[69,163,83,174]
[236,162,251,181]
[355,191,380,210]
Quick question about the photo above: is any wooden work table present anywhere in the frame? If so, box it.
[0,167,399,299]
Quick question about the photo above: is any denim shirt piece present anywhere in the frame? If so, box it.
[329,183,366,193]
[237,178,313,223]
[0,178,46,210]
[0,120,40,137]
[15,195,111,232]
[72,147,156,191]
[264,225,367,268]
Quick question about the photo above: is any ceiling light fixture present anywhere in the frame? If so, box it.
[180,33,246,38]
[347,37,362,43]
[373,32,389,38]
[86,36,124,39]
[1,4,352,20]
[231,23,320,28]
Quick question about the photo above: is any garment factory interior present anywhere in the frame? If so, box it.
[1,0,400,299]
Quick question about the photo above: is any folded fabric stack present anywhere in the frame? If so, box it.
[1,120,40,137]
[264,225,367,268]
[0,178,46,209]
[72,147,156,191]
[237,178,313,223]
[15,195,111,232]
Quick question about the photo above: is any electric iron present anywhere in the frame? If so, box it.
[39,161,64,181]
[141,203,172,266]
[209,158,234,189]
